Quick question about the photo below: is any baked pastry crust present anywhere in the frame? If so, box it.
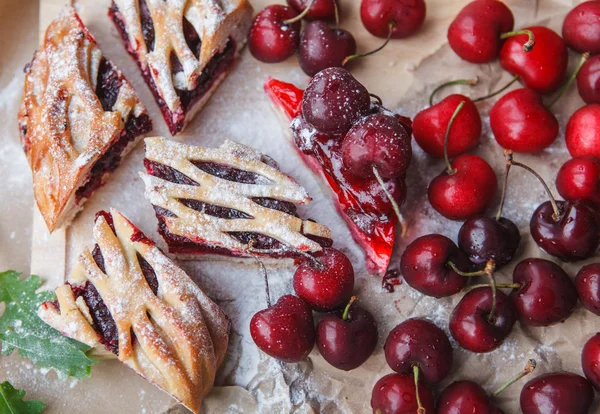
[141,137,333,259]
[109,0,253,135]
[38,209,229,414]
[18,6,152,233]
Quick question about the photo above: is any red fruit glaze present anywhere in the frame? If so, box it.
[578,54,600,104]
[293,248,354,312]
[437,381,494,414]
[287,0,338,21]
[566,104,600,158]
[428,154,498,221]
[562,0,600,54]
[447,0,515,64]
[575,263,600,315]
[582,333,600,389]
[360,0,426,39]
[248,5,301,63]
[413,94,482,158]
[556,156,600,207]
[520,372,594,414]
[370,373,435,414]
[490,88,559,153]
[499,26,568,94]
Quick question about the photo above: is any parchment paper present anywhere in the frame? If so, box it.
[1,0,598,413]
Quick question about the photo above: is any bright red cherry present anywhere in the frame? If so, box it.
[316,297,378,371]
[370,373,435,414]
[578,54,600,104]
[428,154,498,221]
[582,333,600,389]
[250,294,315,362]
[575,263,600,315]
[248,5,301,63]
[287,0,338,21]
[510,258,577,326]
[437,381,496,414]
[520,372,594,414]
[293,247,354,312]
[566,104,600,159]
[450,287,516,353]
[490,88,559,153]
[298,21,356,77]
[400,234,469,298]
[413,94,481,158]
[360,0,426,39]
[556,156,600,207]
[500,26,568,94]
[562,0,600,54]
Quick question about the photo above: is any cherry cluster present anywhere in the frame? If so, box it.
[248,0,426,76]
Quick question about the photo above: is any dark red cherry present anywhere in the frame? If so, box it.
[250,294,315,362]
[458,216,520,269]
[582,333,600,389]
[530,199,600,261]
[287,0,338,21]
[341,113,412,179]
[566,104,600,159]
[499,26,568,94]
[412,94,481,158]
[400,234,468,298]
[562,0,600,54]
[578,54,600,104]
[520,372,594,414]
[428,154,498,221]
[370,373,435,414]
[575,263,600,315]
[437,381,494,414]
[298,21,356,77]
[450,287,516,353]
[302,67,371,134]
[384,318,453,383]
[293,247,354,312]
[490,88,559,153]
[360,0,426,39]
[447,0,515,63]
[510,258,577,326]
[556,156,600,207]
[248,5,301,63]
[316,298,378,371]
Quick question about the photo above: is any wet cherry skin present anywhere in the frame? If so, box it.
[556,156,600,207]
[384,318,453,383]
[400,234,469,298]
[509,258,577,326]
[582,332,600,390]
[370,373,435,414]
[447,0,514,63]
[578,54,600,104]
[298,21,356,77]
[250,295,315,362]
[248,5,301,63]
[412,94,482,159]
[287,0,338,21]
[520,372,594,414]
[575,263,600,315]
[566,104,600,159]
[437,381,498,414]
[360,0,426,39]
[562,0,600,54]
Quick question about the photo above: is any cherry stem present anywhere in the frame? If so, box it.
[372,166,408,237]
[283,0,317,25]
[481,260,497,324]
[548,52,590,108]
[333,0,340,27]
[447,261,488,277]
[492,359,537,397]
[342,296,358,321]
[464,282,521,292]
[248,244,325,271]
[429,78,479,107]
[472,75,520,103]
[248,241,271,308]
[342,21,395,66]
[413,365,426,414]
[443,101,465,175]
[370,93,383,106]
[495,151,513,221]
[499,29,536,52]
[508,152,561,220]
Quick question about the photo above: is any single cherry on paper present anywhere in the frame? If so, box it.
[288,0,338,21]
[575,263,600,315]
[248,5,302,63]
[582,333,600,389]
[566,104,600,159]
[578,54,600,104]
[360,0,426,39]
[370,373,435,414]
[520,372,594,414]
[298,21,357,77]
[562,0,600,54]
[556,156,600,207]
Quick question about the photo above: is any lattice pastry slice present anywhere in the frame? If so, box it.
[18,6,153,233]
[141,137,333,261]
[109,0,253,135]
[38,209,229,413]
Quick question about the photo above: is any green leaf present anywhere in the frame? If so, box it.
[0,271,96,379]
[0,381,45,414]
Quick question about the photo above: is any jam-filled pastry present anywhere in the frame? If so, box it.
[18,6,152,233]
[141,137,333,260]
[38,209,229,413]
[109,0,253,135]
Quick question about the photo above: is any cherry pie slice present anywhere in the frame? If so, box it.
[18,7,152,233]
[109,0,253,135]
[38,209,229,413]
[141,137,333,260]
[264,78,411,275]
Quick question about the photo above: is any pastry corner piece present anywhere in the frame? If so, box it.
[18,6,152,233]
[38,209,229,413]
[109,0,253,135]
[141,136,333,260]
